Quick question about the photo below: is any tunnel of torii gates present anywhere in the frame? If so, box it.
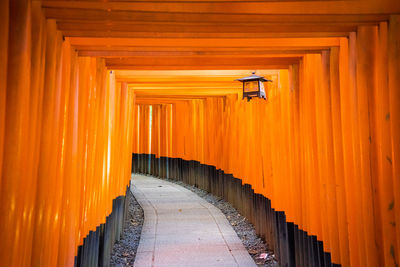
[0,0,400,266]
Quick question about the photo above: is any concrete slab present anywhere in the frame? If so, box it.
[131,174,256,267]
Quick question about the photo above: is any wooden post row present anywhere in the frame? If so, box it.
[132,22,400,267]
[0,2,135,266]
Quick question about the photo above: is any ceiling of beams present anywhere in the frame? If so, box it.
[41,0,399,99]
[116,70,279,101]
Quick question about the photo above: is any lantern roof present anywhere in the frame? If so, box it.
[235,74,272,82]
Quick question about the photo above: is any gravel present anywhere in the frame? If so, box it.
[110,189,144,267]
[166,179,279,267]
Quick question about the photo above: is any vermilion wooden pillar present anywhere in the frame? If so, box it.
[388,15,400,267]
[0,0,9,185]
[317,50,340,262]
[330,45,351,267]
[57,48,80,267]
[371,21,399,267]
[31,20,64,267]
[338,33,362,267]
[355,25,379,267]
[0,0,32,265]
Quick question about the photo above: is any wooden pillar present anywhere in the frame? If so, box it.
[156,105,161,159]
[317,50,341,263]
[287,64,301,226]
[57,49,81,267]
[31,19,66,267]
[0,0,32,265]
[0,0,9,183]
[23,4,47,265]
[151,104,158,158]
[388,15,400,267]
[355,25,380,267]
[339,34,361,267]
[329,45,350,267]
[370,20,400,267]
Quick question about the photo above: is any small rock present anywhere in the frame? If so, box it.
[248,249,258,254]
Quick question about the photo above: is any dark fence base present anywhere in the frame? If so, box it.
[132,153,340,267]
[74,186,130,267]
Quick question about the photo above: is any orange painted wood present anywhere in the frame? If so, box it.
[388,15,400,267]
[316,50,340,260]
[31,20,64,267]
[0,0,33,265]
[1,1,400,267]
[0,4,135,266]
[355,25,379,267]
[130,29,400,266]
[57,47,81,267]
[69,37,340,48]
[0,0,9,186]
[57,22,357,35]
[329,45,351,267]
[41,0,400,15]
[372,21,398,267]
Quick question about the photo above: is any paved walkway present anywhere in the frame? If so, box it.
[131,174,256,267]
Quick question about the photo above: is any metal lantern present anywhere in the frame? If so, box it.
[236,72,272,101]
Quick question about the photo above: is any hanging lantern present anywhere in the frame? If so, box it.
[236,72,272,101]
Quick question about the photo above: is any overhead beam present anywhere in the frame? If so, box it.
[42,8,391,26]
[132,88,241,94]
[57,21,360,33]
[76,48,324,57]
[116,69,280,80]
[130,85,242,90]
[81,51,306,57]
[69,37,339,48]
[42,1,399,15]
[111,65,290,70]
[63,31,350,38]
[57,21,358,38]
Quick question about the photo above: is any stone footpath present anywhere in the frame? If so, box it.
[131,174,257,267]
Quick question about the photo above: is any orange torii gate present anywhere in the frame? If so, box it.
[0,0,400,266]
